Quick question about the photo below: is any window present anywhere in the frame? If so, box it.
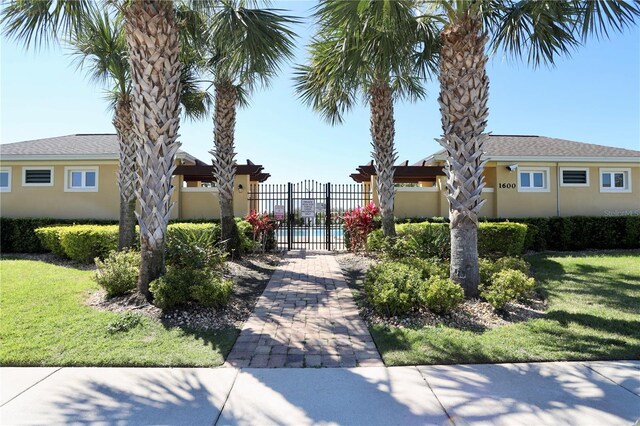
[22,167,53,186]
[64,167,99,192]
[0,167,11,192]
[600,168,631,193]
[518,168,549,192]
[561,168,589,187]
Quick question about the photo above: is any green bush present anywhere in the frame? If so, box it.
[59,225,119,262]
[2,218,117,253]
[191,276,233,308]
[236,219,258,253]
[405,258,449,280]
[479,257,530,286]
[150,267,234,310]
[367,222,527,259]
[364,262,421,316]
[166,224,225,270]
[418,276,464,314]
[150,268,198,309]
[94,249,140,297]
[477,223,528,257]
[34,226,68,256]
[481,269,535,310]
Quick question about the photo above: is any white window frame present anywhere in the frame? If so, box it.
[0,167,11,192]
[22,166,54,187]
[599,168,632,193]
[517,167,550,192]
[560,167,590,187]
[64,166,99,192]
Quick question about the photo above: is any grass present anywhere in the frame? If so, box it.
[0,259,237,367]
[371,251,640,366]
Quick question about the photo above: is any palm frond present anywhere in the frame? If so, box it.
[490,0,580,66]
[68,4,129,96]
[1,0,91,49]
[573,0,640,40]
[206,2,299,92]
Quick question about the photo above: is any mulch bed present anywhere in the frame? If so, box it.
[335,252,546,332]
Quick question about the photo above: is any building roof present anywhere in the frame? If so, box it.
[416,135,640,164]
[0,134,200,163]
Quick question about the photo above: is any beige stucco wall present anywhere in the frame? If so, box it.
[393,188,440,218]
[0,161,121,219]
[492,162,640,218]
[0,160,252,221]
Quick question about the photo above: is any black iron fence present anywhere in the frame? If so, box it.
[248,180,367,250]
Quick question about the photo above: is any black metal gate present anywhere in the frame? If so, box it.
[248,180,366,250]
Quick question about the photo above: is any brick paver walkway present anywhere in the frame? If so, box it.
[225,250,383,368]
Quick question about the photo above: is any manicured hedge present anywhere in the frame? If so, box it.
[367,221,528,258]
[34,223,224,262]
[0,217,221,254]
[0,218,118,253]
[386,215,640,252]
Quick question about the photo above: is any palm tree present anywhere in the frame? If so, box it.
[70,6,211,251]
[1,0,215,300]
[294,0,439,238]
[431,0,640,297]
[201,2,297,252]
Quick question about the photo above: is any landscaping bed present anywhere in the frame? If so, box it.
[0,253,280,367]
[337,251,640,366]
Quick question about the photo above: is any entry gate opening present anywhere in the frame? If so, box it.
[248,180,367,250]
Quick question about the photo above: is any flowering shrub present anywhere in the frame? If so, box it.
[244,210,275,252]
[342,202,380,253]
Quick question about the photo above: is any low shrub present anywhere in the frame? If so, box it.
[150,268,199,309]
[418,276,464,314]
[341,202,380,253]
[34,226,67,257]
[166,224,225,270]
[479,257,530,286]
[477,223,527,257]
[406,258,449,280]
[236,219,258,253]
[481,269,535,310]
[367,222,527,259]
[59,225,119,262]
[94,249,140,297]
[150,267,233,310]
[364,262,421,316]
[191,276,233,308]
[1,217,117,253]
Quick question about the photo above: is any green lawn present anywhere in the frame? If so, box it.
[371,252,640,366]
[0,259,237,367]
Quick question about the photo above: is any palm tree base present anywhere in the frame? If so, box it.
[450,225,480,298]
[118,198,137,250]
[138,244,165,302]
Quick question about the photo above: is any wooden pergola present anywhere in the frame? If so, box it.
[350,160,445,183]
[174,159,271,183]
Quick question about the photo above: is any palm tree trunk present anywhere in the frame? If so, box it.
[369,81,397,238]
[113,96,138,250]
[438,16,489,298]
[124,0,182,300]
[211,80,240,253]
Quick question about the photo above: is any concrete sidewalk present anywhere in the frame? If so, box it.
[1,361,638,425]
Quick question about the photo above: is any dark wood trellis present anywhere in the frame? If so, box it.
[248,180,366,250]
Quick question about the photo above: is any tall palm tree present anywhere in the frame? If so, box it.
[1,0,215,300]
[70,6,211,251]
[201,2,297,252]
[431,0,640,297]
[294,0,439,238]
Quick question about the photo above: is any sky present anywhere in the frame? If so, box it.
[1,1,639,184]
